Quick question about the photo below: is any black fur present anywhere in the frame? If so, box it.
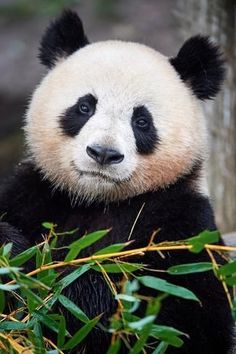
[170,35,225,100]
[39,10,89,68]
[60,94,97,137]
[0,160,234,353]
[132,106,159,154]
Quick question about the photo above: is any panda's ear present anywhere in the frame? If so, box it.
[169,35,225,100]
[39,10,89,69]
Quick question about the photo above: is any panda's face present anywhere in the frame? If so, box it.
[25,40,207,202]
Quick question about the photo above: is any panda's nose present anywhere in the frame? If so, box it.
[86,145,124,165]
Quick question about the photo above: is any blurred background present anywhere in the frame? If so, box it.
[0,0,235,235]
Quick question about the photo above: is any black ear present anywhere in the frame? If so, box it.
[39,10,89,69]
[169,35,225,100]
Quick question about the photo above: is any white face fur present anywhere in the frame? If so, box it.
[25,40,208,203]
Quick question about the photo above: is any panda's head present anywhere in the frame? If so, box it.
[25,10,225,203]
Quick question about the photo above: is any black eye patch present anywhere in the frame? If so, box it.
[131,106,159,154]
[60,94,97,137]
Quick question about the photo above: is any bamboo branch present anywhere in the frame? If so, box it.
[6,242,236,285]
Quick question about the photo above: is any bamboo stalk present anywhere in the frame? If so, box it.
[6,242,236,285]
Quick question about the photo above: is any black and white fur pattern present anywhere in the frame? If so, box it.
[0,10,234,354]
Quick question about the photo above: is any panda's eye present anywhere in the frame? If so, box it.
[135,118,149,129]
[76,94,97,117]
[131,105,158,154]
[60,94,97,137]
[79,103,90,114]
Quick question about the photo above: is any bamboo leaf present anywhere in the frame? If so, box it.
[63,315,101,350]
[0,320,33,331]
[128,316,155,330]
[225,276,236,286]
[29,322,45,354]
[56,264,90,291]
[94,242,128,256]
[92,262,141,273]
[42,222,54,230]
[10,246,37,267]
[218,261,236,276]
[0,284,20,291]
[0,267,21,275]
[168,262,213,275]
[58,295,89,323]
[150,324,185,347]
[2,243,12,257]
[152,342,169,354]
[107,338,121,354]
[65,229,109,261]
[138,276,199,302]
[187,230,220,253]
[57,315,66,347]
[0,289,5,313]
[34,311,60,334]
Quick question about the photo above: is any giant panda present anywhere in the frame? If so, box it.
[0,10,234,354]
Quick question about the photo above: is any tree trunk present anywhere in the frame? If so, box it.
[176,0,236,233]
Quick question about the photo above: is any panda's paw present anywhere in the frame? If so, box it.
[0,222,31,256]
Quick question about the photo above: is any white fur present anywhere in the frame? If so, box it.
[25,40,208,202]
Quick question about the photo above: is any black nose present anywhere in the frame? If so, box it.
[86,145,124,165]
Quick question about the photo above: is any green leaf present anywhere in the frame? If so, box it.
[94,242,129,256]
[58,295,89,323]
[150,324,185,347]
[151,324,185,338]
[56,264,90,291]
[22,288,46,313]
[57,315,66,347]
[152,342,169,354]
[10,246,37,267]
[34,311,60,334]
[187,230,220,253]
[0,289,5,313]
[168,262,213,275]
[107,338,121,354]
[92,262,141,273]
[0,267,21,275]
[115,294,139,303]
[18,272,51,290]
[2,243,12,257]
[65,229,109,261]
[63,315,101,350]
[129,316,155,354]
[225,276,236,286]
[0,283,20,291]
[116,293,140,314]
[218,261,236,277]
[128,316,155,330]
[138,276,199,302]
[36,248,43,269]
[42,222,55,230]
[29,322,45,354]
[39,273,57,288]
[125,279,140,294]
[0,320,33,331]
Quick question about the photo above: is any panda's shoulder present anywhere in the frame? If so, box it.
[0,159,66,234]
[0,159,46,204]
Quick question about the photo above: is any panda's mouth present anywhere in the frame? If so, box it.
[71,162,126,184]
[80,170,120,183]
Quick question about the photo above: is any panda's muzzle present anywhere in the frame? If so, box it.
[86,145,124,166]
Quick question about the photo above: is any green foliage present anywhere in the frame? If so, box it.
[0,226,234,353]
[187,230,220,253]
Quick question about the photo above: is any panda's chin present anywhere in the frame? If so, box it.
[79,170,119,184]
